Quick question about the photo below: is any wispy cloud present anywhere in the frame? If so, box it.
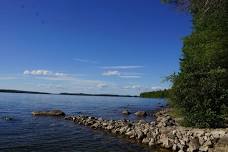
[102,70,141,79]
[23,69,72,81]
[0,76,17,80]
[22,69,111,90]
[123,85,141,89]
[101,65,144,69]
[119,75,141,78]
[24,70,67,77]
[74,58,97,64]
[96,83,108,88]
[102,70,121,76]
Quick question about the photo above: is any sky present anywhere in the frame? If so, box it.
[0,0,192,95]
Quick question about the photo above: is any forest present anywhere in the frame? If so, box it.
[163,0,228,128]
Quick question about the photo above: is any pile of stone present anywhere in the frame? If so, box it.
[64,109,228,152]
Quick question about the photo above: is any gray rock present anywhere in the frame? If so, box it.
[136,130,144,140]
[32,110,65,116]
[149,138,155,146]
[125,130,135,137]
[161,137,172,148]
[142,138,150,144]
[135,111,147,117]
[91,123,100,129]
[119,126,128,134]
[172,144,178,151]
[122,110,131,115]
[204,139,212,147]
[211,130,226,139]
[189,137,200,152]
[199,146,209,152]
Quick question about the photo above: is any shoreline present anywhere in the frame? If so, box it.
[62,108,228,152]
[0,89,139,98]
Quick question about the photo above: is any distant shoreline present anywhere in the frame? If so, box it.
[0,89,138,98]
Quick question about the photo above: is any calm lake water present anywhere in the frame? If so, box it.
[0,93,170,152]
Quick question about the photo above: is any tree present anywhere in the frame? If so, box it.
[163,0,228,128]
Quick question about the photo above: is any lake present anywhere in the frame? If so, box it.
[0,93,170,152]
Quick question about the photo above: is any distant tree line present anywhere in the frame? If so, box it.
[162,0,228,128]
[140,89,170,98]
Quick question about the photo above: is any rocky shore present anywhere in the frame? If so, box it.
[63,109,228,152]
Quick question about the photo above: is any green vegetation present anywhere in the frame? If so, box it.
[163,0,228,128]
[140,89,170,98]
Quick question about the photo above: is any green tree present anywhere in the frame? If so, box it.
[163,0,228,128]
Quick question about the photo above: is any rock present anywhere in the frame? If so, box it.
[217,134,228,145]
[142,138,150,144]
[149,138,155,146]
[98,117,103,121]
[138,120,146,124]
[122,110,131,115]
[211,130,226,139]
[199,146,209,152]
[32,110,65,116]
[64,116,73,120]
[63,108,228,152]
[119,126,128,134]
[125,130,135,137]
[213,134,228,152]
[135,111,147,117]
[1,116,14,121]
[106,125,114,130]
[177,143,184,151]
[204,139,213,147]
[173,144,178,151]
[91,123,100,129]
[189,137,200,152]
[136,130,144,140]
[161,137,172,148]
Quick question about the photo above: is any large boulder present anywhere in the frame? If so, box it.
[32,110,65,116]
[135,111,147,117]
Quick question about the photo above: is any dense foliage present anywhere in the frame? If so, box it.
[140,89,170,98]
[163,0,228,128]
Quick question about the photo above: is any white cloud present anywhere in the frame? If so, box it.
[123,85,141,89]
[96,83,108,88]
[101,65,144,69]
[119,75,141,78]
[54,72,67,77]
[102,71,141,79]
[74,58,97,64]
[102,70,121,76]
[23,70,67,77]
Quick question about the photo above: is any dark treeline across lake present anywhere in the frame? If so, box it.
[0,89,138,97]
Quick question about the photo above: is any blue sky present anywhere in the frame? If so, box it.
[0,0,191,95]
